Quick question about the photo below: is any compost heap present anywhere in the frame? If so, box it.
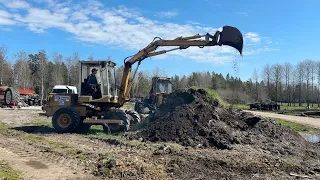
[138,88,319,156]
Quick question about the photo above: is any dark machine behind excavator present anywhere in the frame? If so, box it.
[134,77,173,114]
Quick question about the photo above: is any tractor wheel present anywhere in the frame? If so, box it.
[125,110,141,124]
[4,87,19,105]
[28,100,34,106]
[52,107,81,133]
[103,109,130,133]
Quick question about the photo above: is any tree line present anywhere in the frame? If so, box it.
[0,45,319,106]
[253,60,320,107]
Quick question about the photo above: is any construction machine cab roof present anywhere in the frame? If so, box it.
[78,60,117,99]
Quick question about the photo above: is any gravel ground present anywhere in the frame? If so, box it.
[245,110,320,129]
[0,107,47,127]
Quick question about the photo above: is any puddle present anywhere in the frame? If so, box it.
[300,133,320,143]
[25,160,48,169]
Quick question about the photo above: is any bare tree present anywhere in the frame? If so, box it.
[310,60,316,106]
[304,60,313,106]
[13,51,31,89]
[39,50,48,104]
[262,64,272,100]
[252,68,259,101]
[70,52,80,86]
[88,55,94,61]
[52,52,64,85]
[284,62,292,105]
[317,62,320,107]
[291,67,296,106]
[0,45,8,86]
[272,64,283,102]
[296,62,305,106]
[66,56,72,85]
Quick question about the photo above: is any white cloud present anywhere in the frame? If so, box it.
[0,0,30,9]
[266,40,272,44]
[236,12,248,16]
[156,11,178,18]
[0,0,278,64]
[242,47,279,55]
[0,10,16,25]
[0,17,15,25]
[0,10,10,18]
[245,32,261,43]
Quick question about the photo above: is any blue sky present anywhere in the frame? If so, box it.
[0,0,319,80]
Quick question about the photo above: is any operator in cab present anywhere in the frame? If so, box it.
[87,68,98,87]
[87,68,101,99]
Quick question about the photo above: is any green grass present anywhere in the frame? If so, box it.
[230,103,320,112]
[0,122,9,130]
[0,160,20,180]
[274,118,320,134]
[23,121,52,127]
[231,104,250,110]
[190,86,227,107]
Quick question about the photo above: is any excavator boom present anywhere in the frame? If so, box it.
[118,25,244,105]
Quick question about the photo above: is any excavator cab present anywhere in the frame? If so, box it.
[151,77,173,95]
[149,77,173,106]
[79,60,117,100]
[134,77,173,114]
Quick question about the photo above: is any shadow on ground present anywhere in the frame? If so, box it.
[12,125,56,134]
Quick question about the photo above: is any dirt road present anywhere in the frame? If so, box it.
[245,110,320,129]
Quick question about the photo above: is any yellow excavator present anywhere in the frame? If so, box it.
[134,76,173,114]
[41,25,244,133]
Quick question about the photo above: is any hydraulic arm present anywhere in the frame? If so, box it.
[118,25,244,105]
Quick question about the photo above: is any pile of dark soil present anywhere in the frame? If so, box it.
[136,88,319,157]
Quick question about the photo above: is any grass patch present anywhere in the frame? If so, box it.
[232,103,320,112]
[47,140,69,148]
[22,133,46,143]
[190,86,226,107]
[231,104,250,110]
[96,153,168,179]
[24,121,52,127]
[0,160,20,180]
[0,122,9,135]
[0,122,9,130]
[274,118,320,134]
[21,133,68,148]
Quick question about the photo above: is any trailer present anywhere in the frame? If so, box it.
[248,102,280,111]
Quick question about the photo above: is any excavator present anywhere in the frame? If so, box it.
[41,25,244,133]
[134,76,173,114]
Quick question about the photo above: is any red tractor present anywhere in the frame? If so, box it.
[0,86,41,106]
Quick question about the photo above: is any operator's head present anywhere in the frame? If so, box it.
[91,68,98,75]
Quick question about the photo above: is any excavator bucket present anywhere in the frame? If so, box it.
[218,26,244,55]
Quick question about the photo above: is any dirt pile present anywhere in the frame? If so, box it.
[136,88,318,156]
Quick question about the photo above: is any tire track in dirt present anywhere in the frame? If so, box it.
[44,133,151,155]
[0,135,99,180]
